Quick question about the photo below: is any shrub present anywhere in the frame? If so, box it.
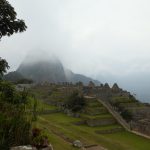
[65,91,86,112]
[121,109,133,122]
[0,81,33,149]
[32,128,49,149]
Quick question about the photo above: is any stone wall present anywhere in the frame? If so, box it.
[86,118,116,127]
[96,127,124,134]
[131,119,150,136]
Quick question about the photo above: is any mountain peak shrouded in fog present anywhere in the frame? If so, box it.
[17,51,66,83]
[20,50,59,65]
[1,0,150,102]
[16,51,100,84]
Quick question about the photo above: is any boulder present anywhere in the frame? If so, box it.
[10,145,53,150]
[41,145,53,150]
[10,146,36,150]
[73,140,83,148]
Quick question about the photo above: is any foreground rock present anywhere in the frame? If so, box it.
[11,145,53,150]
[73,140,83,148]
[10,146,36,150]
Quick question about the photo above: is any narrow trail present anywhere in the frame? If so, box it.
[97,99,130,131]
[97,98,150,140]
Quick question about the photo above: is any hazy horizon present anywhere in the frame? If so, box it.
[1,0,150,102]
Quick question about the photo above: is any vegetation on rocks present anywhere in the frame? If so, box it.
[0,65,32,149]
[32,128,50,149]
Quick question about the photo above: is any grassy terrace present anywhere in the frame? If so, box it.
[34,101,150,150]
[36,112,150,150]
[30,86,150,150]
[81,113,113,119]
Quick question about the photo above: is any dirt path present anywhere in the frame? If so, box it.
[97,98,150,139]
[97,99,130,131]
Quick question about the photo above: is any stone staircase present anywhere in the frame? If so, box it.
[97,99,131,131]
[97,98,150,139]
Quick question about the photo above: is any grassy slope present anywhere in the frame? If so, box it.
[36,112,150,150]
[30,86,150,150]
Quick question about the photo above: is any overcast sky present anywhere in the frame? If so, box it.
[1,0,150,80]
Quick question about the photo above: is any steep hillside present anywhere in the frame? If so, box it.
[17,60,67,83]
[15,52,100,84]
[65,69,100,85]
[30,85,150,150]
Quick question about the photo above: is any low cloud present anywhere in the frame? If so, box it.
[1,0,150,85]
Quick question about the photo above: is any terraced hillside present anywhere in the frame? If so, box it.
[83,82,150,137]
[30,85,150,150]
[108,96,150,136]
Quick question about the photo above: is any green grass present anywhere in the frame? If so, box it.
[111,96,135,103]
[86,100,103,107]
[37,101,57,111]
[104,131,150,150]
[40,113,81,123]
[34,121,77,150]
[30,86,150,150]
[81,113,113,119]
[36,113,150,150]
[27,97,57,112]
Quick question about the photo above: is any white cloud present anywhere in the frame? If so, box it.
[1,0,150,78]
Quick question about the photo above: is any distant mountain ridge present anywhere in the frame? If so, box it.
[5,53,100,85]
[65,69,100,85]
[4,71,24,82]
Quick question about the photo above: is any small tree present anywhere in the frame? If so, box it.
[0,58,9,79]
[0,82,32,149]
[65,91,86,113]
[0,1,32,149]
[121,109,133,122]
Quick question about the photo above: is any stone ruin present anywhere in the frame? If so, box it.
[83,82,131,100]
[82,82,150,136]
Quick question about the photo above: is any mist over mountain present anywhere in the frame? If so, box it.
[15,51,100,85]
[17,58,67,83]
[120,74,150,103]
[5,50,150,102]
[65,69,100,85]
